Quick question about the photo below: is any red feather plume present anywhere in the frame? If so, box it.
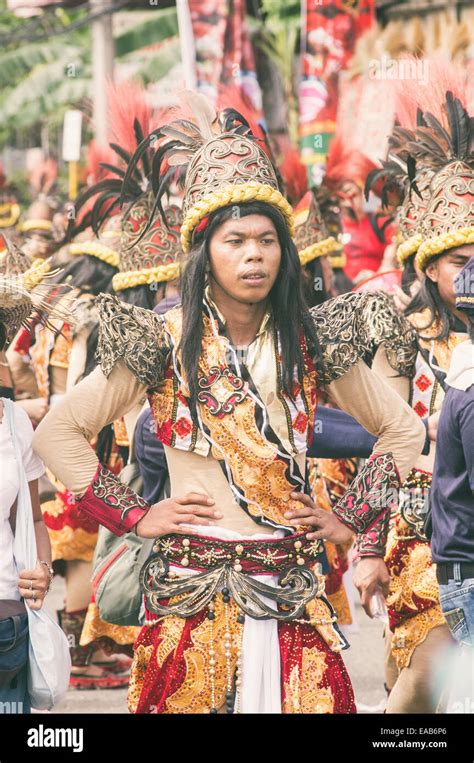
[279,148,308,206]
[106,79,154,155]
[394,54,467,130]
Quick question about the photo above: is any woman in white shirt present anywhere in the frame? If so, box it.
[0,278,54,713]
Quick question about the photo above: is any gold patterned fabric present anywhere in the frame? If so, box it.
[310,291,417,384]
[386,524,445,669]
[128,593,243,714]
[159,299,318,530]
[415,160,474,271]
[128,591,355,714]
[293,191,339,265]
[383,313,467,666]
[113,196,183,291]
[80,602,140,650]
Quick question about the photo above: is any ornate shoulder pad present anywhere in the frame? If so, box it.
[95,293,171,389]
[310,291,416,385]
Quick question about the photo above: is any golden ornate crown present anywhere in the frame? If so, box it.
[415,160,474,271]
[367,91,473,270]
[293,191,338,266]
[113,195,183,291]
[126,91,295,254]
[396,167,434,264]
[180,134,294,253]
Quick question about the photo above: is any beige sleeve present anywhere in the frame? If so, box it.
[327,358,424,483]
[32,360,148,496]
[66,329,89,392]
[371,344,411,403]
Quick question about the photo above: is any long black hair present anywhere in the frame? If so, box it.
[405,251,461,340]
[179,201,321,422]
[0,319,6,352]
[118,282,168,310]
[401,254,418,296]
[49,254,117,297]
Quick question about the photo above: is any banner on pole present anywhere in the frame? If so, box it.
[62,110,83,163]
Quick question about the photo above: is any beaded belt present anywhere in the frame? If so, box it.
[152,531,323,573]
[140,531,325,622]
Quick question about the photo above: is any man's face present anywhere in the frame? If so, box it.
[208,214,282,305]
[425,244,474,311]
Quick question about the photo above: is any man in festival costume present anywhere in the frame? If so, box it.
[356,84,474,712]
[33,93,424,714]
[66,102,185,665]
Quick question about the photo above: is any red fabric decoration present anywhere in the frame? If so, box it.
[195,216,209,234]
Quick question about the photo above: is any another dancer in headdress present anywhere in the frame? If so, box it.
[356,80,474,712]
[66,89,185,661]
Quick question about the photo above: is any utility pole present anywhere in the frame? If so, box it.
[176,0,197,89]
[91,0,115,146]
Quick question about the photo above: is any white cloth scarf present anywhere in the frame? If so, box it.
[164,524,283,713]
[445,339,474,391]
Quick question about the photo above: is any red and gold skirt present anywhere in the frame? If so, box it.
[128,530,356,714]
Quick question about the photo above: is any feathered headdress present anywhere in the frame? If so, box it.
[67,85,183,290]
[365,69,474,268]
[293,191,339,266]
[279,147,308,208]
[121,89,294,253]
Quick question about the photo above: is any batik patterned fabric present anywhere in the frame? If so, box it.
[385,510,445,670]
[43,451,124,561]
[80,601,140,656]
[127,591,355,714]
[154,297,318,531]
